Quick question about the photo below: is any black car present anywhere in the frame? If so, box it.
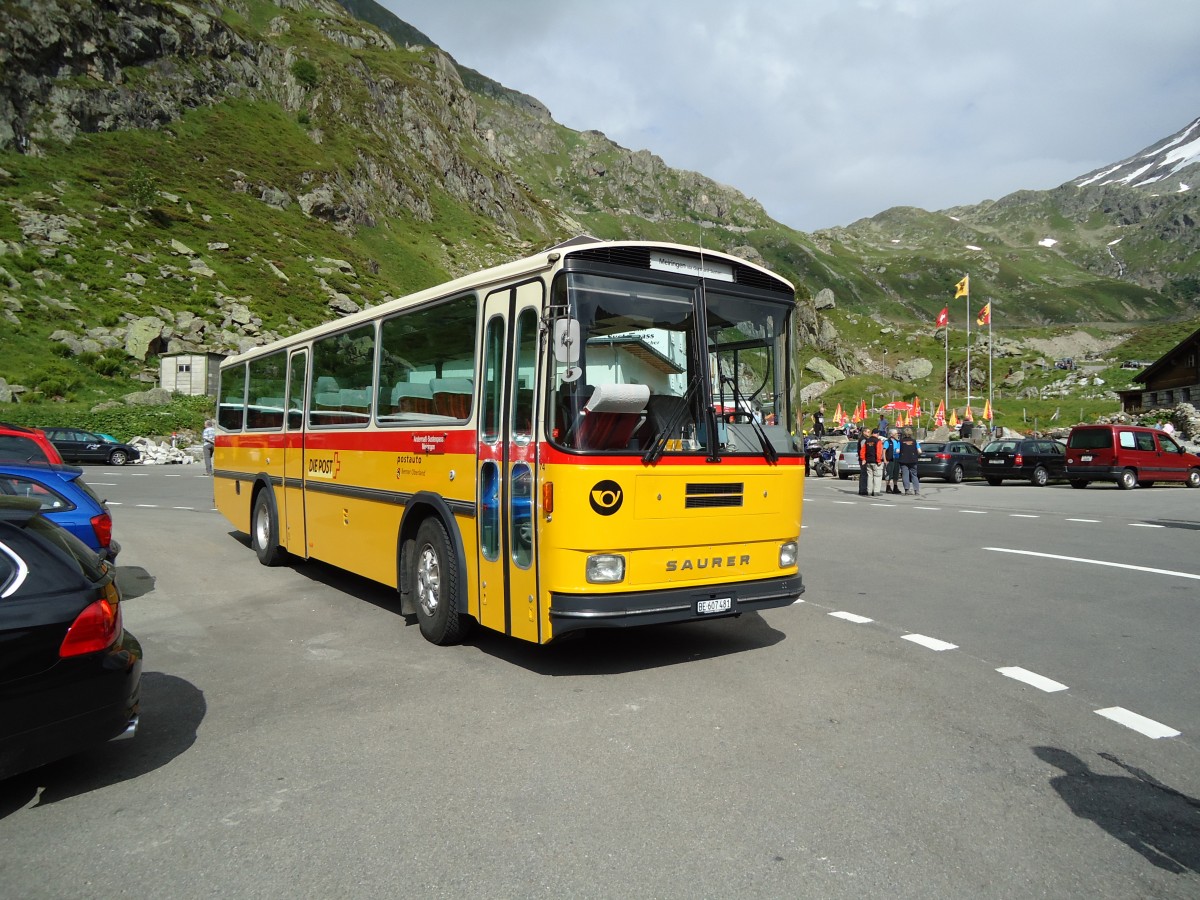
[916,440,984,483]
[42,428,140,466]
[979,438,1067,486]
[0,501,141,780]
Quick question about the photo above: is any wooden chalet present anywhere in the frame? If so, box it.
[1118,326,1200,413]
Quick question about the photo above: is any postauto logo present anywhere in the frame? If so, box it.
[589,480,623,516]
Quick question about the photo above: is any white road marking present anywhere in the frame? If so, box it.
[1129,523,1164,528]
[903,634,958,651]
[171,506,194,510]
[1095,707,1180,739]
[961,509,987,514]
[984,547,1200,580]
[89,482,117,486]
[135,504,158,508]
[913,506,940,510]
[1066,518,1100,523]
[997,667,1068,692]
[830,611,873,624]
[791,597,806,605]
[1010,514,1039,518]
[832,501,857,505]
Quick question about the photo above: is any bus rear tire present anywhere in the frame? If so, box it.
[252,490,286,567]
[413,517,464,645]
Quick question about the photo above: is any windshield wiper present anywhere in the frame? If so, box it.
[643,375,699,465]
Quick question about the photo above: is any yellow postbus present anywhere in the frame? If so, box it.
[214,238,805,644]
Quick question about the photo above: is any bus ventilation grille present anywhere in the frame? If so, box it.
[685,482,744,508]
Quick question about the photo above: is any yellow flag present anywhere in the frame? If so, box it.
[948,409,959,427]
[954,276,969,299]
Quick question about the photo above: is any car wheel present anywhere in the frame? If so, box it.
[1117,468,1137,491]
[251,490,286,566]
[108,449,128,466]
[985,476,1002,486]
[1030,466,1049,487]
[947,464,964,484]
[1070,480,1088,489]
[1187,468,1200,489]
[413,517,464,645]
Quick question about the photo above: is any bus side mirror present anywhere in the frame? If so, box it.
[553,318,582,382]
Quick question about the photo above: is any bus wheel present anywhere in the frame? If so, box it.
[414,517,463,645]
[251,490,286,567]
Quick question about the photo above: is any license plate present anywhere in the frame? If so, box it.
[1081,455,1092,461]
[918,456,930,462]
[988,459,1004,464]
[697,597,732,615]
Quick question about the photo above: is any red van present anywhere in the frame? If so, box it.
[1065,424,1200,489]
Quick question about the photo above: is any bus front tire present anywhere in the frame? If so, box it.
[251,490,286,567]
[413,517,464,645]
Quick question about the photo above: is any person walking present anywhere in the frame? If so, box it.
[859,429,886,497]
[877,413,888,435]
[897,429,922,496]
[812,405,825,438]
[883,428,902,494]
[202,418,216,475]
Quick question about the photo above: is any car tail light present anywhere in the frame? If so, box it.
[60,583,122,657]
[1014,453,1023,466]
[936,453,951,460]
[90,511,113,548]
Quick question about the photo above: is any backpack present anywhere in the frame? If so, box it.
[860,435,883,464]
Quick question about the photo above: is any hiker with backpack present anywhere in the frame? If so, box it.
[859,429,886,497]
[883,428,902,494]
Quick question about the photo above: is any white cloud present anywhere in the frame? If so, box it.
[379,0,1200,231]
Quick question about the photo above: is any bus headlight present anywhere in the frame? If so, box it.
[586,554,626,584]
[778,541,797,568]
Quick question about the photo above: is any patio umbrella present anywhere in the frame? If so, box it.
[881,400,913,412]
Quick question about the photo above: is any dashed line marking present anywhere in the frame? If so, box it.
[832,501,857,505]
[135,504,158,508]
[1129,523,1164,528]
[89,482,117,486]
[791,597,806,605]
[983,548,1200,581]
[961,510,987,514]
[913,506,940,510]
[107,502,123,506]
[171,506,194,510]
[829,611,873,624]
[1010,514,1039,518]
[902,634,958,651]
[1095,707,1180,739]
[1066,518,1100,523]
[997,667,1068,692]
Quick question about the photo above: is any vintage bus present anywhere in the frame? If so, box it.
[213,238,805,645]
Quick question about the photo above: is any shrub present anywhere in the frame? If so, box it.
[291,58,319,89]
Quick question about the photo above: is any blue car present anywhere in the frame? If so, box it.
[0,462,119,561]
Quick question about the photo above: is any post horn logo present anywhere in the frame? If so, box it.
[589,480,623,516]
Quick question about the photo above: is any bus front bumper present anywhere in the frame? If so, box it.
[548,573,804,638]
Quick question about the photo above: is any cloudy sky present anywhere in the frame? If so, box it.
[377,0,1200,233]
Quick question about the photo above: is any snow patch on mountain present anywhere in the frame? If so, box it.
[1075,117,1200,189]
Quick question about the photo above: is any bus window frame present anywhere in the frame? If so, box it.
[308,321,378,430]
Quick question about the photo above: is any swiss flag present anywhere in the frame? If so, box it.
[935,307,949,328]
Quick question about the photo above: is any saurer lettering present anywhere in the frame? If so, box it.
[666,555,751,572]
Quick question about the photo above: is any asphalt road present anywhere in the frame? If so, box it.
[1,464,1198,898]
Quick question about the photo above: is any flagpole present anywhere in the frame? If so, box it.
[988,304,994,433]
[965,284,971,415]
[943,320,948,430]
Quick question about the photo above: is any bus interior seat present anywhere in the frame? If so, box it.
[316,376,339,394]
[575,383,651,450]
[389,381,435,414]
[430,377,473,418]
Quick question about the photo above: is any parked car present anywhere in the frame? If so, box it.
[1065,424,1200,490]
[0,501,141,780]
[0,462,120,560]
[917,440,984,483]
[979,438,1067,486]
[0,422,64,465]
[833,436,862,479]
[42,428,140,466]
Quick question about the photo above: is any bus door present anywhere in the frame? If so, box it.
[283,349,308,557]
[477,284,542,641]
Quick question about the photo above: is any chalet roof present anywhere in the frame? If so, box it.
[1134,326,1200,385]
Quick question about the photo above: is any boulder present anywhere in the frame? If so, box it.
[799,380,831,403]
[805,357,845,383]
[123,387,172,407]
[813,288,836,310]
[124,316,165,360]
[894,358,933,382]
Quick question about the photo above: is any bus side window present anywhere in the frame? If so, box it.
[310,324,375,428]
[218,364,247,431]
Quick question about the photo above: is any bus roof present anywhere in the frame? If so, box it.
[222,239,795,367]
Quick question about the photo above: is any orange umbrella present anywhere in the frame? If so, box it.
[964,404,974,422]
[834,402,845,425]
[983,399,993,420]
[948,409,959,428]
[933,400,946,427]
[912,396,922,418]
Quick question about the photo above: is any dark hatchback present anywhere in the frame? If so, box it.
[0,502,141,780]
[980,438,1067,486]
[916,440,983,483]
[42,428,140,467]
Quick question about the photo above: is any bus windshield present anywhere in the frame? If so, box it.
[550,272,792,456]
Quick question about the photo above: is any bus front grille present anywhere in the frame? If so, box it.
[685,482,744,508]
